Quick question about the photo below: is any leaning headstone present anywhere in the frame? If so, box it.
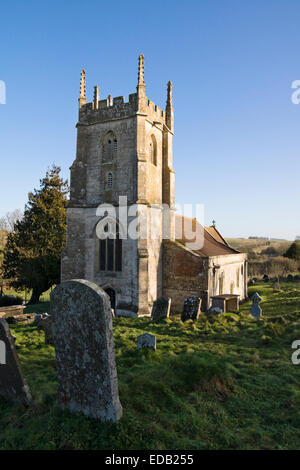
[51,280,122,422]
[250,292,262,318]
[181,297,202,322]
[0,319,31,405]
[151,297,171,321]
[137,333,156,351]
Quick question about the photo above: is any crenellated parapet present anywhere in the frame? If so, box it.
[78,93,138,125]
[77,55,173,131]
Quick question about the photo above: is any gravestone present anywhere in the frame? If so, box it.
[51,279,122,422]
[137,333,156,351]
[181,297,202,322]
[151,297,171,321]
[206,306,223,315]
[40,316,53,345]
[0,319,31,405]
[250,292,262,318]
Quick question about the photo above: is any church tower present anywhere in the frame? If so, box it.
[61,55,175,316]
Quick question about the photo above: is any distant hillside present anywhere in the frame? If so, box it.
[225,238,291,255]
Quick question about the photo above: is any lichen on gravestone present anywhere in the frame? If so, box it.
[137,333,156,350]
[51,279,122,422]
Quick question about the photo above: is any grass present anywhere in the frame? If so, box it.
[2,287,52,305]
[0,282,300,449]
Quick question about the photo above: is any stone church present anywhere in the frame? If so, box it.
[61,55,247,316]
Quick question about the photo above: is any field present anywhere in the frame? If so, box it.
[0,282,299,450]
[226,238,292,255]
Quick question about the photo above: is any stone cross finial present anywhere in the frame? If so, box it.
[166,81,174,131]
[93,85,99,110]
[79,69,86,108]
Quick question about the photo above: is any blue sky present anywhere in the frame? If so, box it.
[0,0,299,240]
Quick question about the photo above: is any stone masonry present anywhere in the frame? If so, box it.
[62,55,247,316]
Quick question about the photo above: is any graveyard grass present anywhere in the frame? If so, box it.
[0,282,300,450]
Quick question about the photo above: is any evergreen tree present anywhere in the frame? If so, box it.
[284,242,300,261]
[2,165,69,304]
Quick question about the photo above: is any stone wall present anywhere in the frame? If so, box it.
[163,241,248,313]
[63,72,174,317]
[163,241,209,312]
[207,253,248,303]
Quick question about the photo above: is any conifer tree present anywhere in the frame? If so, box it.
[284,242,300,261]
[2,165,69,304]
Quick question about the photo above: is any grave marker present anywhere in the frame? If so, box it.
[0,319,31,405]
[51,279,122,422]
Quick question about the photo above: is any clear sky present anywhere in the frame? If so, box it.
[0,0,299,240]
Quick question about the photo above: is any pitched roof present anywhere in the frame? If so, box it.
[175,214,239,257]
[205,225,229,246]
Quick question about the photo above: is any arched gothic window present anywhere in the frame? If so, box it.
[149,135,157,166]
[99,223,122,272]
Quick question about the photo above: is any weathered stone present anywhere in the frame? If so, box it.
[151,297,171,321]
[61,56,248,318]
[137,333,156,350]
[51,279,122,422]
[206,306,223,315]
[39,316,54,345]
[211,294,239,313]
[0,305,26,319]
[34,314,42,324]
[5,314,34,324]
[181,297,202,322]
[250,292,262,318]
[34,313,49,325]
[0,319,31,405]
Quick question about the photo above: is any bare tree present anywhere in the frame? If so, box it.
[0,209,23,232]
[0,217,8,231]
[265,257,298,288]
